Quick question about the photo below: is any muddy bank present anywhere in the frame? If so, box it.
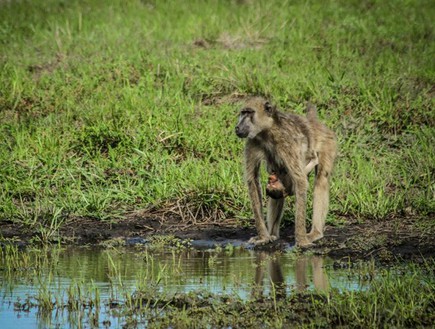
[1,213,433,262]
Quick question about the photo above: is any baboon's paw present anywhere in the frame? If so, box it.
[307,231,324,243]
[248,235,274,245]
[296,239,315,248]
[270,235,278,242]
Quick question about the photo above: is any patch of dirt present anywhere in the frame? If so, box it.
[27,53,65,79]
[1,213,433,263]
[192,32,268,50]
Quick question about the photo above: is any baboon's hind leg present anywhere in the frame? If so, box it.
[307,159,334,243]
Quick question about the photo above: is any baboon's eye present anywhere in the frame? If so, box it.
[241,108,254,115]
[264,102,273,113]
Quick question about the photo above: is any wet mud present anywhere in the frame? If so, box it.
[0,214,435,262]
[1,213,433,263]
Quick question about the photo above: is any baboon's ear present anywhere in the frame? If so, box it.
[264,101,275,116]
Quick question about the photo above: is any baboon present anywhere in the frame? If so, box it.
[252,253,329,298]
[252,252,285,299]
[235,97,337,247]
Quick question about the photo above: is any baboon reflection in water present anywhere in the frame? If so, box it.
[251,253,329,299]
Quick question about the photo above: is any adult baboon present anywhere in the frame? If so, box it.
[235,97,336,246]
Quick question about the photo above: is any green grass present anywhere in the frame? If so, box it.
[0,0,434,230]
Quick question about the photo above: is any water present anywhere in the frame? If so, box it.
[0,245,366,329]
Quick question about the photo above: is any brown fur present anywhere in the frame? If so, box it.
[235,97,337,246]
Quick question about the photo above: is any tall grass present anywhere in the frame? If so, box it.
[0,0,434,230]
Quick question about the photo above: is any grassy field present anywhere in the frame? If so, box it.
[0,0,434,232]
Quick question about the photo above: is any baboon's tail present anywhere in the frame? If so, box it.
[306,102,318,121]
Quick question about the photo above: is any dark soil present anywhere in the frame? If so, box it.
[1,212,434,263]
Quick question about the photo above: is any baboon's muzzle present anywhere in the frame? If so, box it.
[235,125,248,138]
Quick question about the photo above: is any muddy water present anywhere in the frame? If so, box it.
[0,245,365,329]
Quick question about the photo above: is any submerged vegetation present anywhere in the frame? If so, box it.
[1,245,434,328]
[0,0,434,234]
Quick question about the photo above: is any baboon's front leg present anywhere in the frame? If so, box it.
[244,150,274,245]
[246,177,273,245]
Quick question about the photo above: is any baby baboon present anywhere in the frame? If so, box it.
[266,173,286,199]
[235,97,337,246]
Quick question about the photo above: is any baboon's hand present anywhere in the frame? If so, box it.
[248,234,277,245]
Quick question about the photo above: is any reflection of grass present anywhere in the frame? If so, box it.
[2,246,434,328]
[0,0,434,237]
[146,234,192,250]
[323,261,435,328]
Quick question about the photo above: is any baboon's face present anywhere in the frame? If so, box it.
[235,107,256,138]
[235,98,275,139]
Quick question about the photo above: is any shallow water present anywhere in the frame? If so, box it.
[0,245,366,329]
